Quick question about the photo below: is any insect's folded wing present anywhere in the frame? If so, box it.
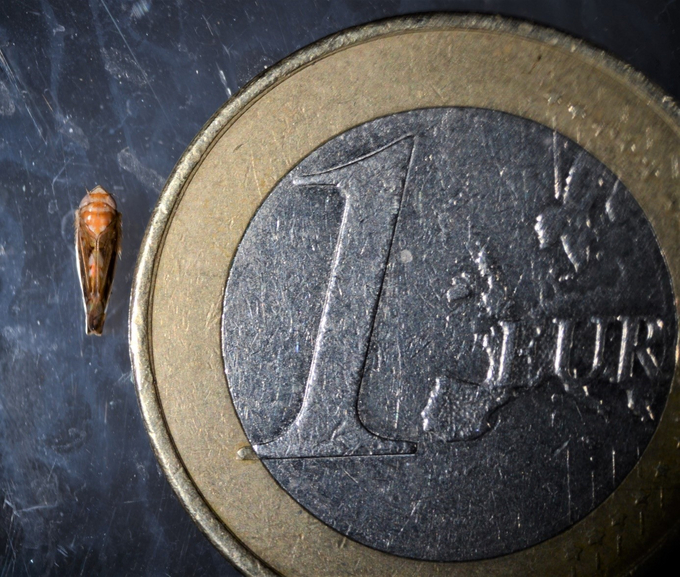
[95,214,121,304]
[76,216,97,297]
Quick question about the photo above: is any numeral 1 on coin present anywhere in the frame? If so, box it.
[255,138,417,458]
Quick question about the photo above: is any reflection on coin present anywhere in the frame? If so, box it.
[131,15,680,576]
[223,108,676,561]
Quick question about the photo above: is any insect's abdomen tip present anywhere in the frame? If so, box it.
[86,304,106,336]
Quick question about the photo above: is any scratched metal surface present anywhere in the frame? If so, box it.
[223,107,677,561]
[0,1,678,576]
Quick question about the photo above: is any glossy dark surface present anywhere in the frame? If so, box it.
[0,0,678,575]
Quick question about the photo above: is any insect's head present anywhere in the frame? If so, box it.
[79,186,117,210]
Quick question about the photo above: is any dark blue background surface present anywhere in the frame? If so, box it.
[0,1,678,575]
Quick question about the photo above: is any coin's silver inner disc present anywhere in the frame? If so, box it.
[222,108,677,561]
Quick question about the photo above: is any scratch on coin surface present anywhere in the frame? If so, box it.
[250,151,264,198]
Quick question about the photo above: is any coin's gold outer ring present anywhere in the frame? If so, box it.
[130,14,680,577]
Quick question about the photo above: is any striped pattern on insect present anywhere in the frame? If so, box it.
[75,186,122,335]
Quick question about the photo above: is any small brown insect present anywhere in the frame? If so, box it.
[75,185,122,335]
